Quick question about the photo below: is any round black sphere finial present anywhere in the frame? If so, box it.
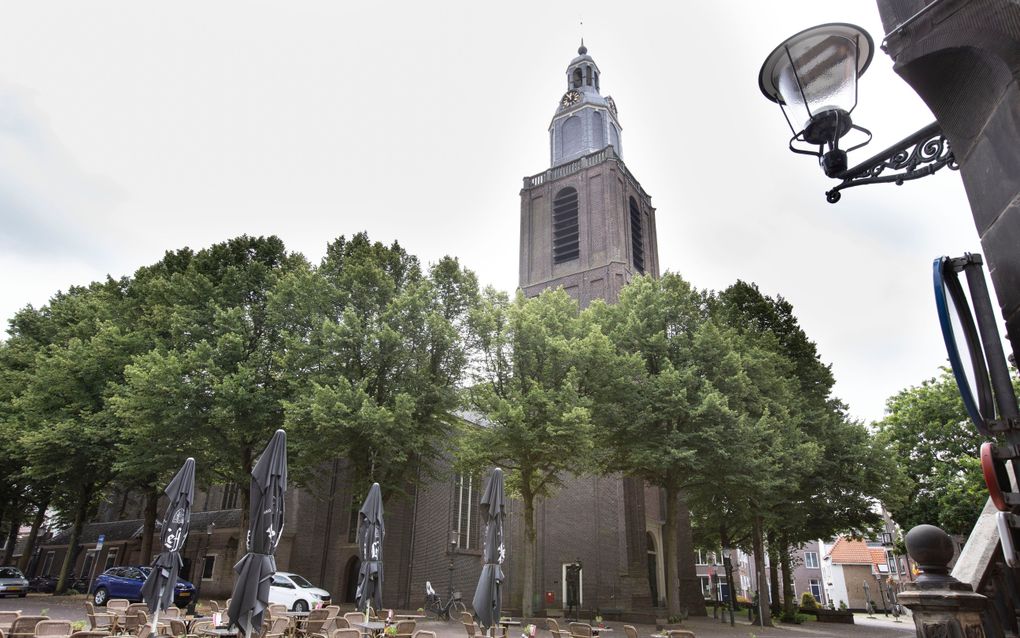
[578,39,587,55]
[905,524,956,583]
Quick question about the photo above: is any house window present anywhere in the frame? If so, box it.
[202,555,217,580]
[220,483,239,510]
[552,188,580,264]
[810,579,823,602]
[455,474,477,549]
[698,576,710,597]
[629,197,644,273]
[804,551,819,569]
[41,551,54,576]
[103,547,119,572]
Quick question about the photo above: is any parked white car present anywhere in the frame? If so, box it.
[268,572,331,612]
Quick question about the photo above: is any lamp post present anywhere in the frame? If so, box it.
[721,548,735,627]
[759,23,957,203]
[448,529,458,601]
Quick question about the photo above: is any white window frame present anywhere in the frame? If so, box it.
[202,554,217,581]
[561,563,583,608]
[456,474,475,550]
[804,551,819,569]
[809,578,823,601]
[103,547,119,572]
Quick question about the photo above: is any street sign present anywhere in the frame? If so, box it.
[97,534,105,551]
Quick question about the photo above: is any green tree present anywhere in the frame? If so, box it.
[113,236,303,536]
[876,368,987,535]
[282,234,478,501]
[458,288,600,616]
[16,280,141,593]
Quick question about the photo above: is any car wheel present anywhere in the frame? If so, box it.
[94,587,109,606]
[292,600,309,613]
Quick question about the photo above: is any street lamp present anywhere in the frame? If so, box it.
[759,23,957,202]
[448,529,459,600]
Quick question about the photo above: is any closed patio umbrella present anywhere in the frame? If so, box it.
[355,482,385,614]
[472,468,506,633]
[228,429,287,636]
[141,457,195,633]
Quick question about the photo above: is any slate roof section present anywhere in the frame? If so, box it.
[44,509,240,546]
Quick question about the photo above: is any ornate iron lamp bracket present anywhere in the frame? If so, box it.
[825,121,959,203]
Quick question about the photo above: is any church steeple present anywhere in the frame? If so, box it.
[549,42,623,166]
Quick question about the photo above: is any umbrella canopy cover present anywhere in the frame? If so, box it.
[228,430,287,636]
[141,457,196,614]
[472,468,506,630]
[355,482,385,613]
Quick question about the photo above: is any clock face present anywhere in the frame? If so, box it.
[560,90,581,108]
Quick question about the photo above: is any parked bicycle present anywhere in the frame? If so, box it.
[423,580,467,621]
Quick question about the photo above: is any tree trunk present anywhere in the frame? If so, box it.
[767,539,780,616]
[56,484,92,594]
[140,487,159,562]
[751,515,772,627]
[238,449,253,547]
[663,486,682,617]
[18,499,49,572]
[521,484,536,617]
[779,540,795,616]
[2,522,18,564]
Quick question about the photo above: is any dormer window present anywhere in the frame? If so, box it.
[572,68,583,89]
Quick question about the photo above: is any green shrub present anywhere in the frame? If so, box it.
[838,600,848,611]
[800,591,819,610]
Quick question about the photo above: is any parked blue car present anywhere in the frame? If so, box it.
[91,566,196,607]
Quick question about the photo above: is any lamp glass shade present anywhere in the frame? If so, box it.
[759,23,874,133]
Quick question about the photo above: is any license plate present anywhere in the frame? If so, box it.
[178,592,190,597]
[5,587,20,592]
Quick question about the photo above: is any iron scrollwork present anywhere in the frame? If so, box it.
[825,122,959,203]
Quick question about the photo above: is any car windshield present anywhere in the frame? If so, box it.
[289,574,314,588]
[138,567,151,577]
[0,568,23,579]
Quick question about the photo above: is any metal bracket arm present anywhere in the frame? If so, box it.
[824,121,959,203]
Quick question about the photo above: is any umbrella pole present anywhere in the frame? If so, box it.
[151,587,162,636]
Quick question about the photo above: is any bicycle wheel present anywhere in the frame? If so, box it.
[424,599,441,620]
[449,600,467,619]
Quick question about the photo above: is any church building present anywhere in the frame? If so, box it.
[29,44,705,622]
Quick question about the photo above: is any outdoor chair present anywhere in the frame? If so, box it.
[261,617,289,638]
[267,605,287,618]
[341,614,363,627]
[160,608,181,620]
[34,620,73,638]
[187,621,213,638]
[568,624,592,638]
[546,620,570,638]
[324,629,360,638]
[85,603,116,632]
[8,615,48,638]
[106,600,130,621]
[392,620,415,638]
[461,613,477,638]
[297,609,331,638]
[327,618,349,631]
[622,626,638,638]
[411,631,436,638]
[169,619,188,637]
[68,632,112,638]
[0,612,20,634]
[665,632,695,638]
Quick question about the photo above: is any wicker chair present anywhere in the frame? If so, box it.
[568,624,592,638]
[161,608,181,620]
[461,613,477,638]
[68,632,111,638]
[391,620,415,638]
[664,631,694,638]
[84,603,116,632]
[327,630,361,638]
[341,613,364,626]
[267,604,288,618]
[298,609,332,638]
[34,620,73,638]
[8,616,48,638]
[0,612,20,634]
[262,617,289,638]
[622,626,639,638]
[412,631,436,638]
[547,620,571,638]
[168,619,188,637]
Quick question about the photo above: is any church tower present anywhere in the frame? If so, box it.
[520,42,660,305]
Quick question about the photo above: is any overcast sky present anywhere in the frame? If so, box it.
[0,2,989,423]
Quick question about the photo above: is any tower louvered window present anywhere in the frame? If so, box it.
[553,187,580,264]
[630,197,645,274]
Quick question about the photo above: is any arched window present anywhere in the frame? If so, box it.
[561,116,582,157]
[572,68,583,89]
[630,197,645,274]
[646,533,660,607]
[592,111,605,149]
[553,188,580,264]
[586,65,592,86]
[610,125,620,154]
